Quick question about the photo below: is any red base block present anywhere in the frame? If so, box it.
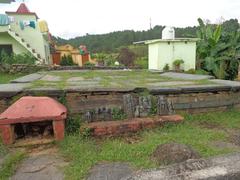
[0,125,14,145]
[53,120,65,141]
[82,115,184,137]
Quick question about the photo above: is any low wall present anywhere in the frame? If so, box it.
[0,64,141,74]
[0,64,49,74]
[0,87,240,122]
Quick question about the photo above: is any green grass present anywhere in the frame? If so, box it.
[0,73,27,84]
[0,151,26,180]
[59,110,240,179]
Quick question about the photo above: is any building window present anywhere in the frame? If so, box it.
[0,45,13,55]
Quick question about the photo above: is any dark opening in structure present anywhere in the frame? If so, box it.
[14,120,54,140]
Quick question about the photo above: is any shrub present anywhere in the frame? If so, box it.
[60,55,75,66]
[112,108,127,120]
[0,51,37,65]
[163,64,170,71]
[173,59,184,66]
[173,59,184,71]
[84,61,95,68]
[185,69,210,75]
[81,127,92,138]
[135,57,148,69]
[118,48,135,67]
[195,69,209,75]
[185,69,196,74]
[66,116,82,135]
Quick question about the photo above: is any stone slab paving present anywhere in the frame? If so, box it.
[67,77,85,82]
[160,72,214,80]
[40,75,62,82]
[11,154,66,180]
[0,83,31,98]
[10,73,44,83]
[147,81,195,87]
[93,77,102,81]
[123,153,240,180]
[87,162,134,180]
[210,79,240,87]
[67,81,100,86]
[0,83,30,92]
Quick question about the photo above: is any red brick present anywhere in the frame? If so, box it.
[0,125,14,145]
[53,120,65,140]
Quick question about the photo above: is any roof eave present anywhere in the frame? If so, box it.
[5,11,39,19]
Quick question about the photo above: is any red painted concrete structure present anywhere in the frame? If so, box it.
[0,96,67,145]
[82,115,184,137]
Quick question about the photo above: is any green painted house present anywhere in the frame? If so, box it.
[0,3,52,64]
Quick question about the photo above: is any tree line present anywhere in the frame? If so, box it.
[54,19,239,54]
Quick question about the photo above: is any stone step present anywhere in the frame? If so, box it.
[81,115,183,137]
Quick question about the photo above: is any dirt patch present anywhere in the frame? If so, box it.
[12,137,55,148]
[151,143,201,166]
[26,144,60,156]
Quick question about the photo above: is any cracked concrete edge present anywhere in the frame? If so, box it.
[123,153,240,180]
[10,73,46,83]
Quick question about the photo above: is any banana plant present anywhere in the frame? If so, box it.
[197,18,240,79]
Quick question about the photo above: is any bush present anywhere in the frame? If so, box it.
[185,69,210,75]
[185,69,196,74]
[0,51,37,65]
[163,64,170,71]
[60,55,76,66]
[118,48,135,67]
[173,59,184,66]
[112,108,127,120]
[66,116,82,135]
[135,57,148,69]
[195,69,210,75]
[84,61,95,68]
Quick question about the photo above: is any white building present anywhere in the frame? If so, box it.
[145,27,198,71]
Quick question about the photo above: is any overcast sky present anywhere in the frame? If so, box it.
[0,0,239,39]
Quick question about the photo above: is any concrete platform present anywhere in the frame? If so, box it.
[160,72,214,80]
[1,71,240,119]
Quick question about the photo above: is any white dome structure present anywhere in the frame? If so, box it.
[162,27,175,40]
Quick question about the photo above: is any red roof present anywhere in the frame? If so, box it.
[0,96,67,124]
[5,3,39,18]
[16,3,30,13]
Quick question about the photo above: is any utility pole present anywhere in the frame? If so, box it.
[150,17,152,30]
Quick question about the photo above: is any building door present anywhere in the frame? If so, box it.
[52,53,61,65]
[0,45,13,55]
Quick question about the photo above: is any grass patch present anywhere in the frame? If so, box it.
[0,73,27,84]
[0,141,8,157]
[58,110,240,179]
[0,151,26,180]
